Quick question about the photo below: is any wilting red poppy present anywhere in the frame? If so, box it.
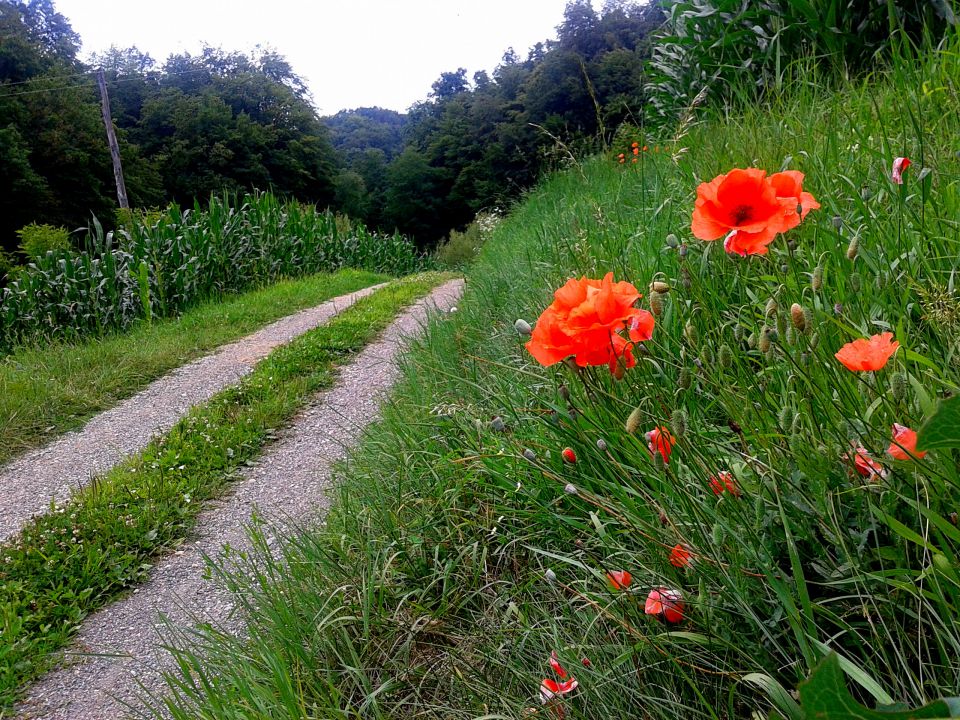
[525,272,655,376]
[834,332,899,371]
[646,426,676,464]
[645,587,684,623]
[892,157,911,184]
[669,544,693,568]
[541,652,578,703]
[844,443,889,482]
[550,650,568,678]
[888,423,927,460]
[692,168,817,256]
[709,470,740,497]
[561,447,576,464]
[607,570,632,590]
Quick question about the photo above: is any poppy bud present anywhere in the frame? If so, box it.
[680,266,691,288]
[764,298,777,317]
[684,321,698,347]
[559,385,570,401]
[718,344,733,368]
[803,308,814,335]
[812,264,824,292]
[850,273,861,291]
[891,372,908,402]
[699,346,714,366]
[564,483,578,495]
[626,406,643,434]
[679,244,688,258]
[491,416,506,432]
[665,233,679,248]
[790,304,806,332]
[514,318,533,337]
[649,291,664,316]
[733,325,743,342]
[780,264,789,273]
[562,447,576,463]
[545,569,557,583]
[651,281,671,294]
[523,448,537,461]
[759,327,772,353]
[846,237,859,260]
[678,368,692,390]
[832,215,843,230]
[747,332,757,349]
[596,438,607,451]
[671,408,688,439]
[860,185,872,201]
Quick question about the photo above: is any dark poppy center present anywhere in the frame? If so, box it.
[731,204,753,225]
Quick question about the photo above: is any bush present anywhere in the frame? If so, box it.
[436,211,502,269]
[15,223,71,259]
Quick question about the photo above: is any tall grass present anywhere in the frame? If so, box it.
[0,192,427,349]
[149,35,959,720]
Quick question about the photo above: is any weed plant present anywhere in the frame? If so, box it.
[0,272,449,706]
[149,34,959,720]
[0,192,427,349]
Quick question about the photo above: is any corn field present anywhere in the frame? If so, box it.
[0,192,427,349]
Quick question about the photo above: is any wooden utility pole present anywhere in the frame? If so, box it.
[96,68,129,209]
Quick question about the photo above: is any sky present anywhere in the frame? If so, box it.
[54,0,601,115]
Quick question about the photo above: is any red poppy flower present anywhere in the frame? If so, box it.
[709,470,740,497]
[607,570,632,590]
[892,157,911,184]
[844,443,889,482]
[887,423,927,460]
[692,168,816,256]
[633,147,639,156]
[646,426,676,464]
[525,273,655,375]
[669,544,693,568]
[834,332,899,371]
[645,587,684,623]
[617,153,625,164]
[631,141,639,148]
[642,145,649,152]
[549,650,568,678]
[541,652,578,703]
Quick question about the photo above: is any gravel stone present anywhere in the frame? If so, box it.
[0,283,386,544]
[15,279,463,720]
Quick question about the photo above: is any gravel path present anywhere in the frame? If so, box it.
[15,279,463,720]
[0,282,386,545]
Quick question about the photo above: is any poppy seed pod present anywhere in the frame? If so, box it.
[514,319,533,336]
[651,281,671,294]
[718,344,733,368]
[846,237,859,260]
[649,291,664,316]
[671,409,688,439]
[626,406,643,434]
[812,264,824,292]
[665,233,679,248]
[684,321,698,347]
[790,303,806,332]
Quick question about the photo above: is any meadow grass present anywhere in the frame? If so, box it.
[0,268,385,467]
[0,272,450,708]
[147,40,960,720]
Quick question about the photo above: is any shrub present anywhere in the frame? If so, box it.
[436,211,501,269]
[15,223,70,259]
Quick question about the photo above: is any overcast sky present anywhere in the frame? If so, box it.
[54,0,600,115]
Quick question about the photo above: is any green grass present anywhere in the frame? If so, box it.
[0,272,451,708]
[0,268,386,467]
[144,36,960,720]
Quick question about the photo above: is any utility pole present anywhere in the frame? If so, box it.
[96,68,129,209]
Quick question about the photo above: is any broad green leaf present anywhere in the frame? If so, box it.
[799,653,960,719]
[917,395,960,451]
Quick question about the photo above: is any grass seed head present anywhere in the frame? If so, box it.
[718,344,733,368]
[812,264,824,292]
[626,406,643,434]
[846,237,860,260]
[790,303,806,332]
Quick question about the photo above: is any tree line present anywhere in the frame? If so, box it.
[0,0,664,256]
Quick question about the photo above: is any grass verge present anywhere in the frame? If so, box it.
[0,268,386,467]
[0,271,451,708]
[149,39,959,720]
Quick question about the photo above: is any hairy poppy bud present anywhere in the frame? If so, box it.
[596,438,608,451]
[684,321,698,347]
[523,448,536,461]
[678,368,692,390]
[747,332,757,350]
[811,264,824,292]
[514,319,532,336]
[491,416,505,432]
[803,308,815,335]
[545,569,557,583]
[559,385,570,401]
[846,237,859,260]
[564,483,579,495]
[680,266,691,288]
[562,447,576,463]
[790,304,806,332]
[860,185,872,201]
[626,406,643,434]
[649,291,664,316]
[832,215,843,230]
[718,344,733,368]
[651,281,671,294]
[759,327,772,353]
[679,243,689,258]
[671,409,688,439]
[733,325,743,342]
[891,372,908,402]
[764,298,777,317]
[699,346,714,366]
[665,233,679,248]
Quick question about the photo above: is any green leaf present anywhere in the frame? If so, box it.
[917,396,960,451]
[799,653,960,718]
